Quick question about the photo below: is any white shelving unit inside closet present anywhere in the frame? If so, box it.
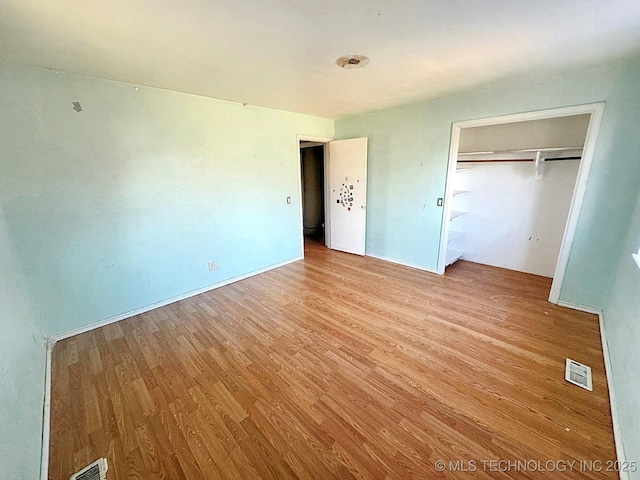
[446,167,469,266]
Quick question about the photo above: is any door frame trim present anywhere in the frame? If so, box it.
[297,135,333,257]
[438,102,605,304]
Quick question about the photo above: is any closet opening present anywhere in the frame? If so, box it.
[438,104,604,304]
[299,140,328,252]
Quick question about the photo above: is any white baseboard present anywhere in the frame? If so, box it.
[556,300,601,315]
[365,252,438,275]
[597,310,629,480]
[52,257,302,343]
[40,338,53,480]
[41,256,301,480]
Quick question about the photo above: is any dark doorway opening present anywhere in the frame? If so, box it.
[300,143,325,245]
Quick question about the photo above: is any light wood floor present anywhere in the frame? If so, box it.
[49,241,617,479]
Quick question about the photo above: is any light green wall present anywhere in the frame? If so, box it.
[336,55,640,476]
[1,61,333,335]
[599,57,640,478]
[335,56,640,308]
[0,61,332,478]
[603,182,640,477]
[0,214,46,480]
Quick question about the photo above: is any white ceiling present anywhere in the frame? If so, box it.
[1,0,640,119]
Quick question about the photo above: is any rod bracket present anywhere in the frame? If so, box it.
[533,151,545,180]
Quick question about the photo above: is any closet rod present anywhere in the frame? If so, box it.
[458,156,581,163]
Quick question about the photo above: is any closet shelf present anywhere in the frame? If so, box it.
[459,146,583,156]
[446,249,463,266]
[457,146,583,164]
[450,210,467,221]
[448,231,464,244]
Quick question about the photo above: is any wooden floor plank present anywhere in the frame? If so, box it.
[49,240,617,479]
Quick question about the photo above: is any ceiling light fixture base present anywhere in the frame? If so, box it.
[336,55,369,69]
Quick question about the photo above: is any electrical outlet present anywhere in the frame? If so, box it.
[208,261,218,271]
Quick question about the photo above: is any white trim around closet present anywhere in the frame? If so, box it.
[438,102,605,306]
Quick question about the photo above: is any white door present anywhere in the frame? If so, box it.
[328,138,368,255]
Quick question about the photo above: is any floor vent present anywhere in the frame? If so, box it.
[70,458,108,480]
[565,358,593,391]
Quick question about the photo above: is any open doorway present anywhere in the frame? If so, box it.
[300,141,326,249]
[297,136,368,257]
[438,103,604,304]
